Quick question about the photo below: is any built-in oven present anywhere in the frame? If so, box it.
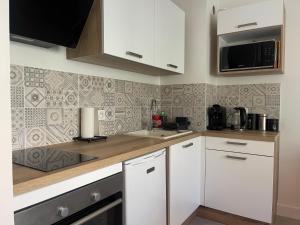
[14,173,123,225]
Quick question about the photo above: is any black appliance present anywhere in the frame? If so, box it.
[13,147,97,172]
[176,117,191,130]
[14,173,123,225]
[10,0,94,48]
[220,40,278,72]
[231,107,247,130]
[267,119,279,132]
[247,113,259,130]
[207,105,227,130]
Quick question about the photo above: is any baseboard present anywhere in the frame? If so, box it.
[277,203,300,220]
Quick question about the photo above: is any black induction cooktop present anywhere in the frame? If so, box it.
[13,147,98,172]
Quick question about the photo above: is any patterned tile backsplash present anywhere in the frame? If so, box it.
[10,64,280,150]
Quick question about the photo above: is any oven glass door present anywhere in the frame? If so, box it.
[54,194,122,225]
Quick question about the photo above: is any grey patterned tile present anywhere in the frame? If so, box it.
[45,124,78,145]
[193,83,206,96]
[191,107,206,131]
[79,75,103,107]
[172,107,183,119]
[46,108,63,126]
[253,95,266,107]
[172,84,184,95]
[104,106,115,121]
[24,67,46,88]
[266,83,280,95]
[26,127,46,148]
[125,81,133,94]
[183,107,194,119]
[183,94,195,107]
[11,86,24,107]
[218,85,239,96]
[102,93,115,107]
[63,108,79,126]
[115,80,125,93]
[114,118,127,134]
[45,89,64,108]
[124,93,136,107]
[183,84,193,95]
[10,65,24,87]
[115,93,126,107]
[44,70,78,90]
[173,94,184,107]
[104,78,115,93]
[153,85,161,99]
[266,95,280,107]
[12,128,25,151]
[63,88,78,107]
[25,108,46,128]
[99,121,116,136]
[11,108,25,130]
[239,84,266,96]
[161,85,172,98]
[25,87,46,108]
[115,107,126,119]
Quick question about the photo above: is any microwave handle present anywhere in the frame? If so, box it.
[70,198,122,225]
[237,22,258,28]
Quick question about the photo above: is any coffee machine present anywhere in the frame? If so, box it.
[207,105,227,130]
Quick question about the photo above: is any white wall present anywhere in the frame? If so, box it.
[10,42,160,85]
[216,0,300,219]
[0,0,14,224]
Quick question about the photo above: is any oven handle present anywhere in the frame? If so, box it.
[70,198,122,225]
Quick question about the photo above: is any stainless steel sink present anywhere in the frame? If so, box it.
[125,129,193,140]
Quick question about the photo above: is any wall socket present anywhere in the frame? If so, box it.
[97,110,105,121]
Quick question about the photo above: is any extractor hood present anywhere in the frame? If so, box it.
[9,0,94,48]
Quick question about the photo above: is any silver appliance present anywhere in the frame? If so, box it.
[14,173,123,225]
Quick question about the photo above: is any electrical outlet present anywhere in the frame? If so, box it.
[97,110,105,121]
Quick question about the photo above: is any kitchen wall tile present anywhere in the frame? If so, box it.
[104,78,115,93]
[12,108,25,130]
[12,128,25,151]
[25,87,46,108]
[63,108,79,126]
[79,75,103,107]
[115,80,125,93]
[11,86,24,108]
[266,83,280,95]
[218,85,239,97]
[25,127,46,148]
[25,108,46,128]
[266,95,280,107]
[10,65,24,87]
[125,81,133,94]
[253,95,266,107]
[45,124,78,145]
[45,89,64,108]
[24,67,46,88]
[46,108,63,126]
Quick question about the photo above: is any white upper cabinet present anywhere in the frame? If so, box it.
[155,0,185,73]
[217,0,284,35]
[103,0,155,65]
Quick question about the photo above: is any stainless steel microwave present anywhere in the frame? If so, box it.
[220,40,278,72]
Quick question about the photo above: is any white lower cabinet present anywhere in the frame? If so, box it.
[168,137,203,225]
[205,147,274,223]
[124,150,166,225]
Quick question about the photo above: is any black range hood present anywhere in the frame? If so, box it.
[9,0,94,48]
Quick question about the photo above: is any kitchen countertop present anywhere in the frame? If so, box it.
[13,130,279,196]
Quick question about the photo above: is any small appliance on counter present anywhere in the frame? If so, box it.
[231,107,247,131]
[258,114,268,131]
[247,113,259,130]
[176,117,191,131]
[267,118,279,132]
[207,105,227,130]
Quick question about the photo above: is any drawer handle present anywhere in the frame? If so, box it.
[237,22,258,28]
[167,64,178,69]
[183,143,194,148]
[147,167,155,174]
[226,141,247,146]
[126,51,143,59]
[226,155,247,161]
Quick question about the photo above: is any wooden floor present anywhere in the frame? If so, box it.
[189,216,300,225]
[188,207,300,225]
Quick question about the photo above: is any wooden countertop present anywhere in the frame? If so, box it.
[13,130,279,196]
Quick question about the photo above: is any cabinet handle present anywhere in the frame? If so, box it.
[167,64,178,69]
[147,167,155,174]
[183,143,194,148]
[237,22,258,28]
[126,51,143,59]
[226,155,247,161]
[226,141,247,146]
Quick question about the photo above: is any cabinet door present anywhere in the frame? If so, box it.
[155,0,185,73]
[103,0,155,65]
[205,149,274,223]
[169,138,201,225]
[217,0,284,35]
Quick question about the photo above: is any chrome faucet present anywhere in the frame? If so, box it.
[148,99,157,130]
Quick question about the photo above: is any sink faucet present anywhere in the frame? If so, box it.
[148,99,157,130]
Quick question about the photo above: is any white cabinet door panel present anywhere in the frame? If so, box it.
[218,0,284,35]
[155,0,185,73]
[205,149,274,223]
[169,137,201,225]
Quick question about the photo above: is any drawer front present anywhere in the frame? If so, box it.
[206,137,274,157]
[205,149,274,223]
[217,0,283,35]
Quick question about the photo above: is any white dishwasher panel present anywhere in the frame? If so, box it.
[124,149,166,225]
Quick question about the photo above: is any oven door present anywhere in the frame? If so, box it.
[54,193,123,225]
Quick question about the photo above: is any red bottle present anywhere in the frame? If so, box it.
[152,115,162,128]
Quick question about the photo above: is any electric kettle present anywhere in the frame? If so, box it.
[231,107,247,130]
